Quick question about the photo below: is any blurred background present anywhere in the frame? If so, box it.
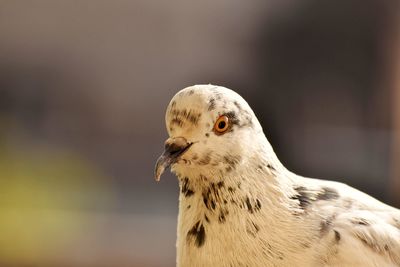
[0,0,399,266]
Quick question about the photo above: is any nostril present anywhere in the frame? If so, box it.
[164,140,193,158]
[164,137,190,155]
[165,142,185,155]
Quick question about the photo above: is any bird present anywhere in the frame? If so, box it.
[154,84,400,267]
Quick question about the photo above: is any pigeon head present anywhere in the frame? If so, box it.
[154,84,266,181]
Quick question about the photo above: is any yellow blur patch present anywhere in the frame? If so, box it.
[0,145,115,265]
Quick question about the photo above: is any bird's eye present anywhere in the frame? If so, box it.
[213,115,229,134]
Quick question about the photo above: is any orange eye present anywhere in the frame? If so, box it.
[213,115,229,134]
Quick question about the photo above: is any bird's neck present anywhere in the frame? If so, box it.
[175,149,304,266]
[177,153,294,220]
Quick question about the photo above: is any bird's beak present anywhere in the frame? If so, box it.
[154,137,192,181]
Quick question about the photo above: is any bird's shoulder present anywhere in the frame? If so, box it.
[332,204,400,266]
[297,177,400,266]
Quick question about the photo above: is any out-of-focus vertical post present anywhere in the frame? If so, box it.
[390,7,400,207]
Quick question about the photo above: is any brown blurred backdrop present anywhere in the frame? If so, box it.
[0,0,399,266]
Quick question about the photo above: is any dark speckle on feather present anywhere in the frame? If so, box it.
[225,109,253,128]
[225,111,240,126]
[334,230,341,243]
[267,164,276,171]
[171,117,184,127]
[291,186,340,211]
[234,100,242,112]
[202,192,210,209]
[208,98,216,111]
[317,187,339,201]
[223,155,241,171]
[252,222,260,232]
[170,108,201,127]
[187,221,206,247]
[245,197,253,213]
[291,186,313,209]
[202,187,216,211]
[210,200,216,209]
[351,217,370,226]
[181,177,194,197]
[300,242,311,248]
[255,199,262,211]
[246,220,260,237]
[218,211,226,223]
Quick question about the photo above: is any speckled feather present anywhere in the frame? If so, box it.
[156,84,400,267]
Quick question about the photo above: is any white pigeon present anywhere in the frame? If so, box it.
[154,84,400,267]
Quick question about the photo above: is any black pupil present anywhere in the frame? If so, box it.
[218,121,226,129]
